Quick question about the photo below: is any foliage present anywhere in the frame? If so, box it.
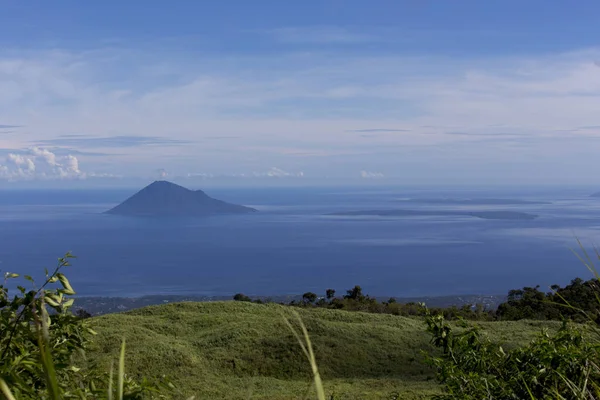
[235,286,495,321]
[75,309,92,319]
[425,310,600,399]
[497,278,600,321]
[231,277,600,323]
[232,293,252,302]
[0,253,91,398]
[425,244,600,399]
[325,289,336,300]
[0,253,168,399]
[302,292,318,304]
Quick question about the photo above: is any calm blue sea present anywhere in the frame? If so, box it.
[1,185,600,298]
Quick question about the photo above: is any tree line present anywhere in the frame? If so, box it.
[233,277,600,321]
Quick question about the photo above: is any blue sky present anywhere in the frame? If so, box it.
[1,1,600,186]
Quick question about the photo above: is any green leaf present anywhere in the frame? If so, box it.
[56,273,75,295]
[37,301,61,400]
[45,295,60,307]
[39,339,60,400]
[24,275,33,283]
[48,275,59,283]
[4,272,19,279]
[62,298,74,308]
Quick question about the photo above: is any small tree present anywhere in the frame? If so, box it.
[325,289,336,300]
[302,292,318,304]
[75,308,92,319]
[344,285,365,301]
[233,293,252,302]
[315,298,327,307]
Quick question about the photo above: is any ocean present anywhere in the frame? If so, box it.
[1,185,599,298]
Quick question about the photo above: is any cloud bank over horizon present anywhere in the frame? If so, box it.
[0,147,85,181]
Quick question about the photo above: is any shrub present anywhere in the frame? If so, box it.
[233,293,252,302]
[425,242,600,399]
[0,253,168,399]
[425,311,600,399]
[302,292,318,304]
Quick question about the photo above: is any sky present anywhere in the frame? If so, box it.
[1,0,600,187]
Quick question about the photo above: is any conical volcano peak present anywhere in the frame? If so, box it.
[145,180,190,191]
[105,181,256,217]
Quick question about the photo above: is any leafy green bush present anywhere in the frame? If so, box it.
[425,243,600,399]
[425,311,600,399]
[0,253,169,399]
[496,278,600,321]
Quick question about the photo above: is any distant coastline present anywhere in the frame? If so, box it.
[328,209,539,220]
[395,198,551,205]
[74,293,507,316]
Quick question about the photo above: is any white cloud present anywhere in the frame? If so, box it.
[2,47,600,183]
[254,167,304,178]
[156,168,168,179]
[0,147,84,181]
[186,172,214,179]
[182,168,304,179]
[87,172,121,179]
[360,170,384,179]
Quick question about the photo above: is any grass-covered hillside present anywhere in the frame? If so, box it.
[87,301,560,400]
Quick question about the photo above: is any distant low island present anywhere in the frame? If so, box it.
[328,209,538,220]
[105,180,257,217]
[396,198,550,205]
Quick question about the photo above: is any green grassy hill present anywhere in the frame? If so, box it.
[87,301,560,400]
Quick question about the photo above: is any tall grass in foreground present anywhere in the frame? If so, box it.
[282,310,326,400]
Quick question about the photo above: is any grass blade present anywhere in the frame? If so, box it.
[108,361,114,400]
[522,378,536,400]
[118,339,126,400]
[282,310,326,400]
[36,298,61,400]
[0,379,17,400]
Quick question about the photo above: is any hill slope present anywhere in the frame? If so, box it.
[105,180,256,216]
[87,301,558,399]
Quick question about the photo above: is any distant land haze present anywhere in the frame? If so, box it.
[396,198,551,205]
[329,209,538,220]
[105,180,257,216]
[592,192,600,198]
